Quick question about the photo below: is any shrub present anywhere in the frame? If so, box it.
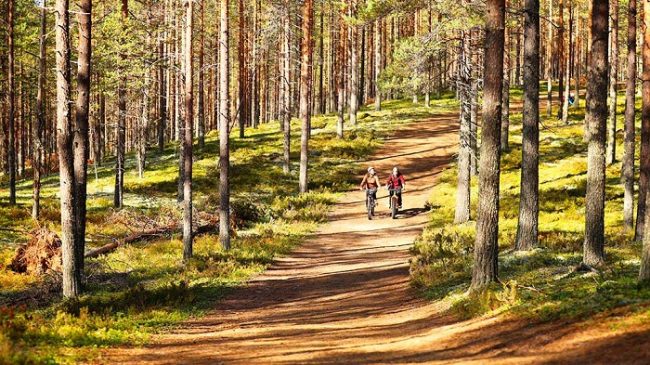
[410,228,474,296]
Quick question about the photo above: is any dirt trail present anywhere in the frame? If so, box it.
[102,112,650,364]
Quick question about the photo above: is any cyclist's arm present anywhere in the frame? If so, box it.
[360,174,368,189]
[400,175,406,189]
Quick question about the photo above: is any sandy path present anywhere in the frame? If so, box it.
[101,111,650,364]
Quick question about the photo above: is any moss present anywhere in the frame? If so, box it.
[0,98,449,362]
[412,88,650,322]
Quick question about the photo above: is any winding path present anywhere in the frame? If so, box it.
[101,111,650,364]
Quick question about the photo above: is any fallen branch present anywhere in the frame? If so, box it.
[85,221,219,259]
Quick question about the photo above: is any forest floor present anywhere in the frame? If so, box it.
[102,92,650,365]
[3,91,650,363]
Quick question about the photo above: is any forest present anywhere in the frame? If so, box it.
[1,0,650,363]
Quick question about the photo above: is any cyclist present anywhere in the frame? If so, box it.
[360,167,381,207]
[386,166,406,209]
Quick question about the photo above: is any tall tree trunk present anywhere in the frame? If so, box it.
[299,0,314,193]
[197,0,205,148]
[454,30,472,224]
[282,0,292,172]
[137,31,150,179]
[336,12,345,138]
[349,1,359,126]
[639,0,650,282]
[115,0,128,208]
[315,5,324,115]
[74,0,92,273]
[158,13,167,154]
[33,0,47,220]
[238,0,247,138]
[56,0,81,298]
[546,0,553,117]
[219,0,231,250]
[251,0,260,128]
[623,0,637,230]
[183,0,194,261]
[374,18,382,112]
[501,15,510,152]
[583,0,609,267]
[515,0,540,251]
[470,27,479,177]
[557,0,565,119]
[561,0,573,124]
[328,5,337,114]
[472,0,505,290]
[606,0,619,165]
[7,0,16,205]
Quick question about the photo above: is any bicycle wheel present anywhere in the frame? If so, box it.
[367,196,373,220]
[391,196,398,219]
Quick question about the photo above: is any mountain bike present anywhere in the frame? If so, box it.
[388,188,402,219]
[365,188,377,220]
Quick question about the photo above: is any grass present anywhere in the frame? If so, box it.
[0,98,450,363]
[411,86,650,323]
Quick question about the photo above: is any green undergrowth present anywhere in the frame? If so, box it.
[411,87,650,324]
[0,98,452,363]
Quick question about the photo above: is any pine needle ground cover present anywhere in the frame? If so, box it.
[0,99,455,363]
[411,89,650,323]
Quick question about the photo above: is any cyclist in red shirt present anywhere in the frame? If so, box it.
[386,167,406,209]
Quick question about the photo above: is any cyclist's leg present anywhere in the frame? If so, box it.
[397,189,402,207]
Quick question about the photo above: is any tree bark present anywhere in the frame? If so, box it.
[561,1,573,124]
[197,0,205,148]
[7,0,16,205]
[472,0,505,290]
[336,11,345,139]
[349,1,359,126]
[56,0,81,298]
[299,0,314,194]
[158,15,167,154]
[501,15,511,152]
[583,0,609,267]
[219,0,231,250]
[515,0,540,251]
[238,0,247,138]
[639,0,650,282]
[557,0,565,120]
[546,0,553,117]
[623,0,637,230]
[374,18,382,112]
[454,30,472,224]
[115,0,128,208]
[606,0,619,164]
[33,0,47,220]
[282,0,292,172]
[183,0,194,261]
[74,0,92,273]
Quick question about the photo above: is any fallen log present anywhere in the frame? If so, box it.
[84,221,219,259]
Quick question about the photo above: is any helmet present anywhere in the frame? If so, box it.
[367,167,375,174]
